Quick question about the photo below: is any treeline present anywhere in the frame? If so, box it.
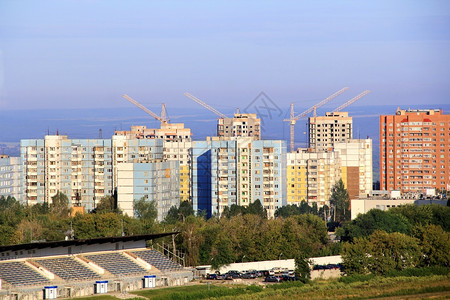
[340,205,450,275]
[1,188,449,275]
[0,194,337,269]
[0,193,160,245]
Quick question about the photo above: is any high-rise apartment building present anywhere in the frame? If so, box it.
[380,108,450,193]
[286,150,340,206]
[191,139,237,218]
[334,139,373,199]
[191,138,286,218]
[217,111,261,139]
[0,156,23,201]
[20,136,113,209]
[114,123,192,202]
[286,138,372,206]
[111,136,163,188]
[251,140,287,217]
[116,160,180,221]
[309,112,353,151]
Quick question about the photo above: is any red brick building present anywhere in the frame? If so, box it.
[380,108,450,193]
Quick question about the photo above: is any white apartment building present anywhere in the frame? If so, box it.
[116,160,180,221]
[20,135,114,209]
[334,139,373,200]
[309,112,353,151]
[114,123,192,202]
[0,156,23,202]
[217,111,261,139]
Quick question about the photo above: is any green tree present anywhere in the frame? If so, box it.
[329,179,350,223]
[229,204,245,217]
[73,213,96,239]
[178,215,205,266]
[275,204,299,218]
[389,204,450,231]
[417,224,450,267]
[179,201,194,220]
[275,202,320,218]
[15,219,44,243]
[341,237,370,275]
[165,201,195,224]
[246,199,267,218]
[134,198,157,221]
[0,225,18,245]
[51,191,69,217]
[338,209,412,241]
[198,221,221,264]
[342,230,421,275]
[295,255,312,282]
[0,196,26,227]
[164,206,179,224]
[368,230,420,274]
[211,234,236,269]
[95,212,121,237]
[95,195,119,214]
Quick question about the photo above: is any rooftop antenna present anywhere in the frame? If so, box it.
[99,128,103,139]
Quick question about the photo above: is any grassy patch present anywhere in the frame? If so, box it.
[69,296,121,300]
[74,274,450,300]
[132,284,254,300]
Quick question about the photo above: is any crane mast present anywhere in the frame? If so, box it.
[284,87,349,152]
[122,94,168,123]
[184,92,227,119]
[160,103,169,123]
[333,90,370,112]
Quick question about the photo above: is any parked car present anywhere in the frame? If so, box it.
[241,272,256,279]
[326,264,340,270]
[225,270,241,279]
[215,274,225,280]
[226,270,241,279]
[279,274,296,281]
[206,273,217,280]
[264,276,281,282]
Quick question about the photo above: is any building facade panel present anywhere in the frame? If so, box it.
[116,161,179,221]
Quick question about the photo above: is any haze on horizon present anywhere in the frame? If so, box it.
[0,0,449,112]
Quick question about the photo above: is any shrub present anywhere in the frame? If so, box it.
[338,274,375,284]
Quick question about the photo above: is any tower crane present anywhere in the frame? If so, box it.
[332,90,371,112]
[184,92,227,119]
[122,94,170,124]
[284,87,349,152]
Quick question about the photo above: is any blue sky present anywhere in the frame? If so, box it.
[0,1,449,112]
